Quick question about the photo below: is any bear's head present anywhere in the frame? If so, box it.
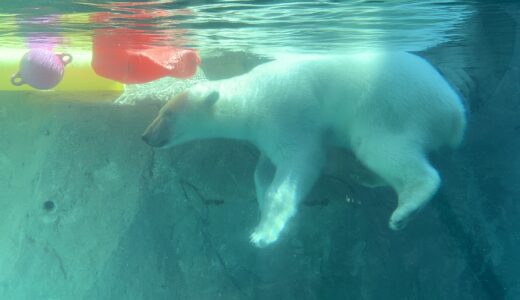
[142,85,220,148]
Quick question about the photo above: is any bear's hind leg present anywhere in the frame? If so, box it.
[388,159,440,230]
[355,138,441,230]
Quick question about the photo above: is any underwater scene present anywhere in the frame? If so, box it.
[0,0,519,299]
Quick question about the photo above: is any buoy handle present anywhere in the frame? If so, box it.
[57,53,73,65]
[10,72,25,86]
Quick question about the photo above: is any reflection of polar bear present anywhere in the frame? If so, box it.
[142,52,466,248]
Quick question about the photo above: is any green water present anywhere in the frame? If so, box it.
[0,1,520,300]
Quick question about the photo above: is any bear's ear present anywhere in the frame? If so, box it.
[204,91,219,106]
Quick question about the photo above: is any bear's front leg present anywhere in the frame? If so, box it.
[250,146,325,247]
[254,154,276,213]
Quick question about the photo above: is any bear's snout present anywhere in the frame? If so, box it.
[142,118,170,148]
[141,132,153,144]
[142,130,168,148]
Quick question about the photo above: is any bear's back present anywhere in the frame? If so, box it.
[268,52,466,151]
[219,52,465,151]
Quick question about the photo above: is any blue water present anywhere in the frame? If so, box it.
[1,1,520,300]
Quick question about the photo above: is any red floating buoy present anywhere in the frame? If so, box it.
[91,28,200,84]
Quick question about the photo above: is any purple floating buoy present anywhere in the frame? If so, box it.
[11,49,72,90]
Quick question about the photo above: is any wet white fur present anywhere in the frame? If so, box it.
[151,52,466,247]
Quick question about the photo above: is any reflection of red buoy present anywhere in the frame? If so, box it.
[91,28,200,84]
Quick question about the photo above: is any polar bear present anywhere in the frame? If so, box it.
[142,52,466,248]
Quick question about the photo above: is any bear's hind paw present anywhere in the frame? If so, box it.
[388,202,426,230]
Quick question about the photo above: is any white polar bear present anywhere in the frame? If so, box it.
[142,52,466,248]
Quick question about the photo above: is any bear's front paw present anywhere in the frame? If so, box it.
[250,228,279,248]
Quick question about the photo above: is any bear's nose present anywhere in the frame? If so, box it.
[142,133,150,144]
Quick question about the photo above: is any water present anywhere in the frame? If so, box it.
[1,1,520,299]
[1,0,476,55]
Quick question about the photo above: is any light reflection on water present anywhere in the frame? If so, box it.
[0,0,511,55]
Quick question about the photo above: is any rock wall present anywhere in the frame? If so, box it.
[0,92,481,299]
